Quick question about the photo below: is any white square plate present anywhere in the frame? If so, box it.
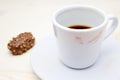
[30,35,120,80]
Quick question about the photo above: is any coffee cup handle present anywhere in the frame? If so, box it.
[103,15,118,40]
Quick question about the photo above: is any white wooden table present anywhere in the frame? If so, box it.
[0,0,120,80]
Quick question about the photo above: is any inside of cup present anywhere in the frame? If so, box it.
[56,7,105,28]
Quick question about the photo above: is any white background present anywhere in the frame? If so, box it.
[0,0,120,80]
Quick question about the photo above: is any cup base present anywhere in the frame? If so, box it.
[59,59,97,70]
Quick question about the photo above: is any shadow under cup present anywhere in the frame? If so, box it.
[55,6,106,29]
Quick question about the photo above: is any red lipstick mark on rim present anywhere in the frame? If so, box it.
[75,36,83,44]
[88,30,103,44]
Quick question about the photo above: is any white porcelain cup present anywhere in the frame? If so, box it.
[52,5,118,69]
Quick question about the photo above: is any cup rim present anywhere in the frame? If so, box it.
[52,5,108,32]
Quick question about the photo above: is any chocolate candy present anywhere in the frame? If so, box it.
[8,32,35,55]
